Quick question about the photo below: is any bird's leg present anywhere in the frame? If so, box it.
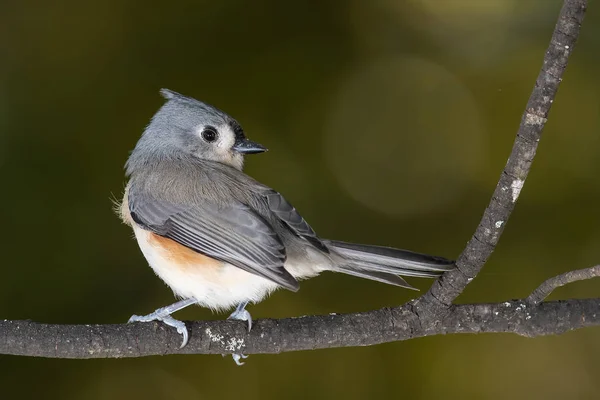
[128,298,197,348]
[226,301,252,365]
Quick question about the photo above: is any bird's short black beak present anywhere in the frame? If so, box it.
[232,138,268,154]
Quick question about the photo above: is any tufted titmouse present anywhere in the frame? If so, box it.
[118,89,454,364]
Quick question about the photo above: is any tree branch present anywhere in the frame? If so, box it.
[1,296,598,358]
[420,0,589,312]
[0,0,593,359]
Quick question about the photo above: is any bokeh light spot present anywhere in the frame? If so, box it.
[324,56,487,218]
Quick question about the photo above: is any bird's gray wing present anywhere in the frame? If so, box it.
[263,189,329,253]
[128,187,299,291]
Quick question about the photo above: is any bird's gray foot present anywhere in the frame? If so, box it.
[227,301,253,331]
[226,301,252,365]
[128,298,197,348]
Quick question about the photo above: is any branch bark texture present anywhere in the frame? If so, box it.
[0,0,593,359]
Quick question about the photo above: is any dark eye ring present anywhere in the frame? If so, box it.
[201,127,218,143]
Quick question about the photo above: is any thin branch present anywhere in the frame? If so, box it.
[527,265,600,305]
[421,0,588,311]
[1,298,598,359]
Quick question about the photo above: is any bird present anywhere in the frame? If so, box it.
[118,88,455,364]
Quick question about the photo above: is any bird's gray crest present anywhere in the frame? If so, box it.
[159,88,213,110]
[159,88,178,100]
[157,88,241,126]
[159,88,195,103]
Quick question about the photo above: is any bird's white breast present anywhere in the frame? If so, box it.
[132,225,281,311]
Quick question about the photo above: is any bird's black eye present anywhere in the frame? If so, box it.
[201,127,218,143]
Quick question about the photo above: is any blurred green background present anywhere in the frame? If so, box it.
[2,0,599,399]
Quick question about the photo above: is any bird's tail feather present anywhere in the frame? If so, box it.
[326,240,455,289]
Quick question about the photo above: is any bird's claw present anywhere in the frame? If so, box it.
[160,315,189,348]
[227,308,252,331]
[232,354,249,366]
[128,314,142,323]
[128,313,189,348]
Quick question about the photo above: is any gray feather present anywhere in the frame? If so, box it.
[264,190,328,252]
[339,260,445,278]
[327,240,455,274]
[335,267,417,290]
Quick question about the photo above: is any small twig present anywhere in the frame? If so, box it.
[527,265,600,305]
